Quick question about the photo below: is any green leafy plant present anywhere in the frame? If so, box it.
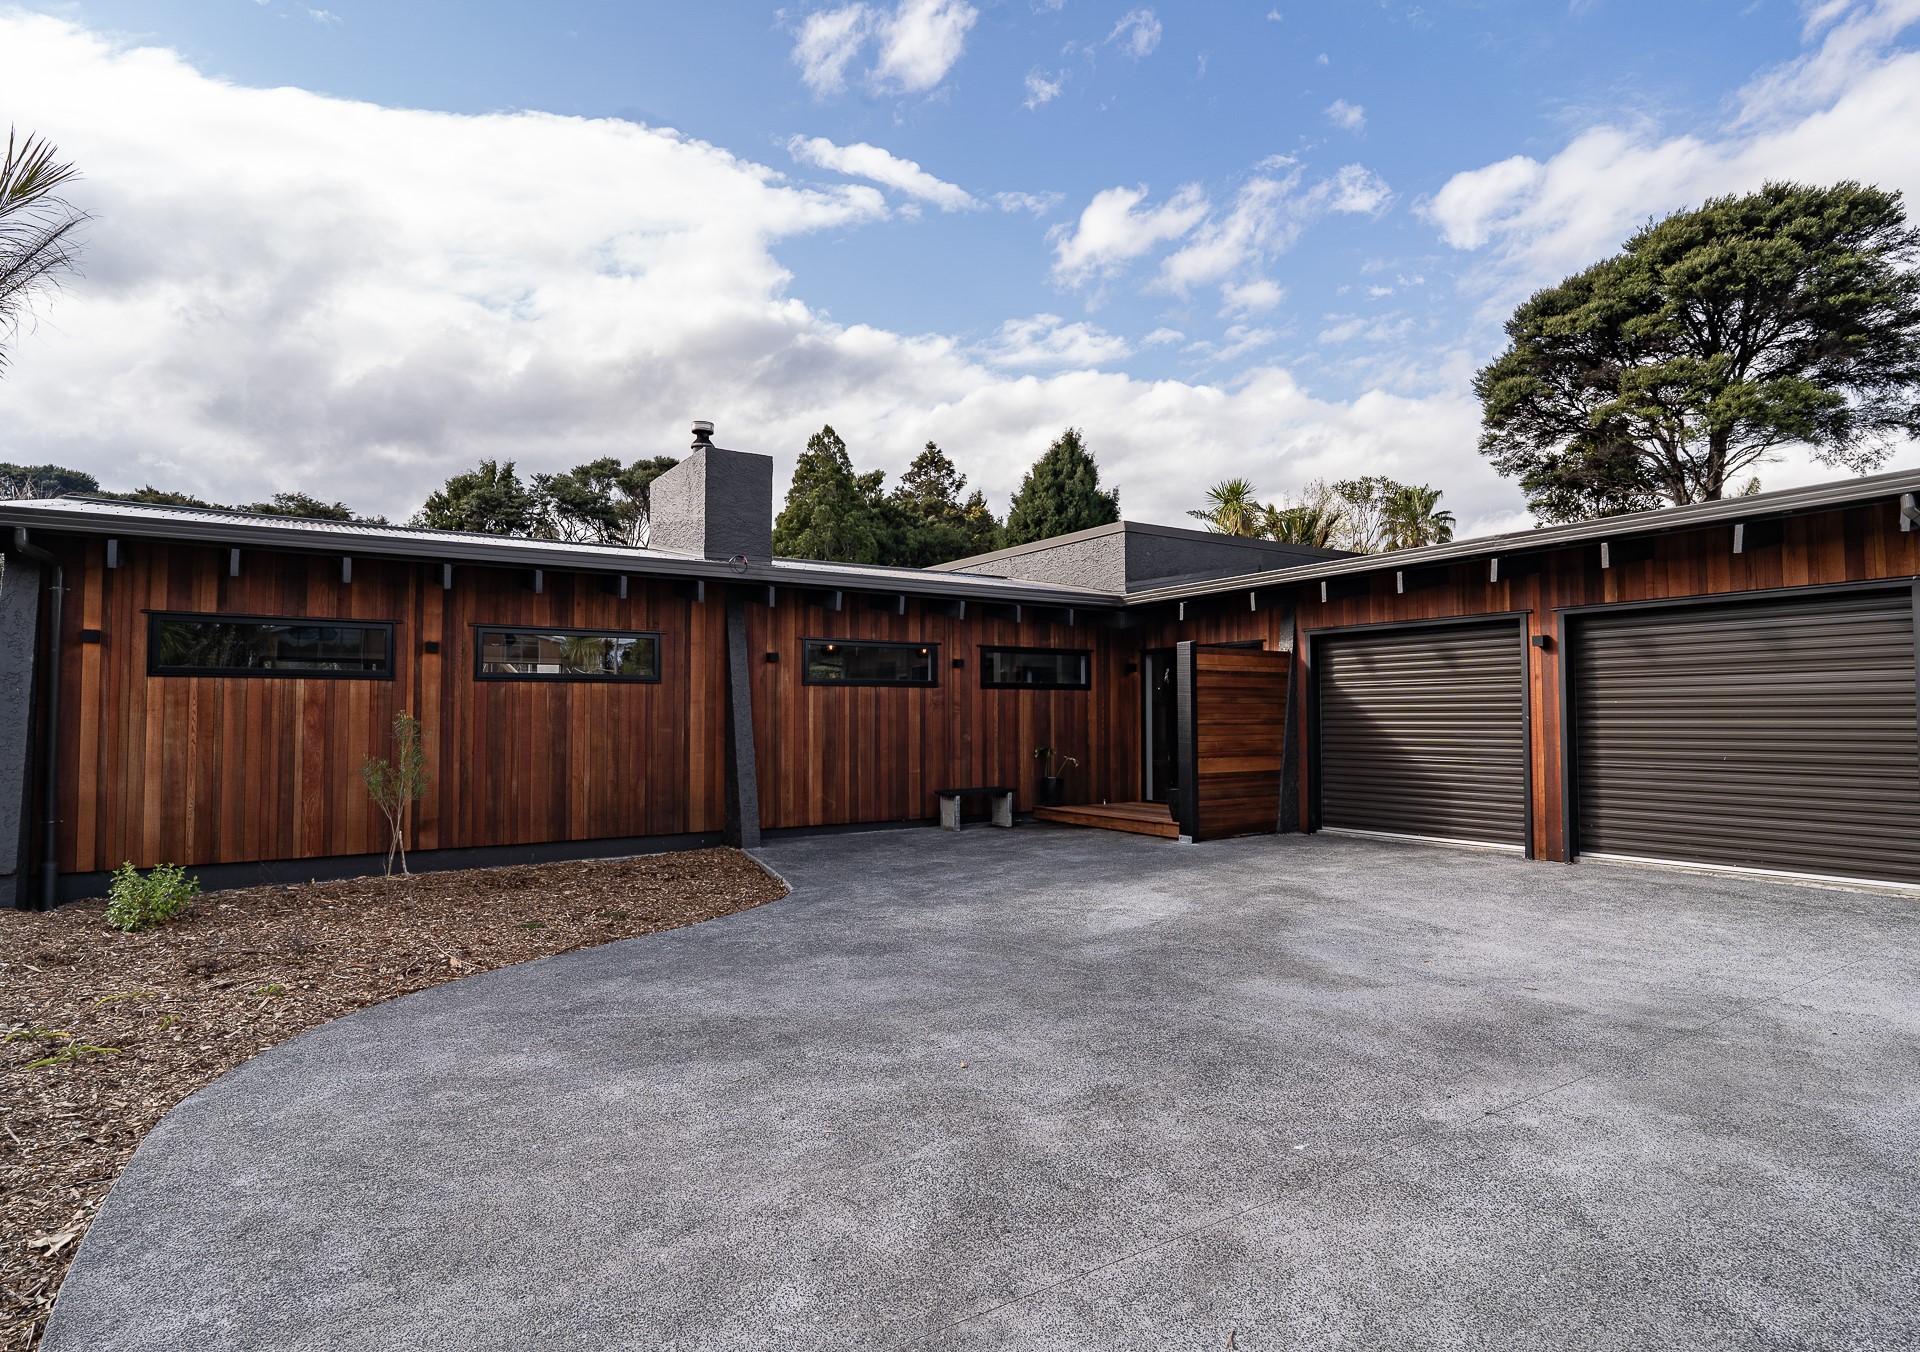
[105,861,200,932]
[24,1041,120,1070]
[362,710,432,876]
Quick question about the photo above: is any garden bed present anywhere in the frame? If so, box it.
[0,848,786,1350]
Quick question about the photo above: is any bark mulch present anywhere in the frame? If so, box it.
[0,848,787,1351]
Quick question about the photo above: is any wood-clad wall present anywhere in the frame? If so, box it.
[39,497,1918,875]
[745,599,1131,827]
[1291,501,1920,861]
[53,539,725,873]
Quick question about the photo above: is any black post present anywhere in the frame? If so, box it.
[723,589,762,849]
[1277,604,1301,834]
[9,529,62,909]
[1174,640,1199,840]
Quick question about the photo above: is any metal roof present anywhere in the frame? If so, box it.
[4,465,1915,612]
[0,496,1123,608]
[1125,466,1920,605]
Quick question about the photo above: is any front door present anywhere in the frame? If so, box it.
[1142,648,1177,802]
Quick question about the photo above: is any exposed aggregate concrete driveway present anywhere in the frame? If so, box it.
[43,828,1920,1351]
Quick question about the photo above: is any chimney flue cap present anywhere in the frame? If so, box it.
[690,420,715,449]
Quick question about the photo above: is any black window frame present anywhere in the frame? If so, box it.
[979,645,1093,691]
[472,625,664,683]
[146,611,396,680]
[800,637,940,687]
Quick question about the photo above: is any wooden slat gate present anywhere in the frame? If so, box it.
[1175,642,1291,841]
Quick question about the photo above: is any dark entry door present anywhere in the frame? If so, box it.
[1143,648,1176,802]
[1314,621,1528,848]
[1571,588,1920,885]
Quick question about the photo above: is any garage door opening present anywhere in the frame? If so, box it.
[1568,586,1920,889]
[1310,619,1529,852]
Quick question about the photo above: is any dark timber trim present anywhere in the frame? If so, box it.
[50,830,730,904]
[1553,575,1919,616]
[1174,640,1199,840]
[724,587,762,849]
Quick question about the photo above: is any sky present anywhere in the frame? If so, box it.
[1,0,1918,535]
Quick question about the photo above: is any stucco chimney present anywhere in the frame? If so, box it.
[647,420,774,561]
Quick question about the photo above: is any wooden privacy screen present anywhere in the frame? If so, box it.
[1177,643,1291,841]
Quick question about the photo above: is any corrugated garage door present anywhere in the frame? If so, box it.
[1572,589,1920,886]
[1316,622,1527,848]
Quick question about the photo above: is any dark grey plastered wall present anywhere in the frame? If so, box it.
[0,554,42,908]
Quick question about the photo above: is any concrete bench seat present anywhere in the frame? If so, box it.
[935,787,1014,831]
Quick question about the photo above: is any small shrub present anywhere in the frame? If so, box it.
[25,1041,121,1070]
[105,862,200,932]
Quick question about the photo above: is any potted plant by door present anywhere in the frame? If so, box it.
[1033,746,1080,807]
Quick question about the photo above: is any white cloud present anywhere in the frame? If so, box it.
[1158,175,1298,292]
[1324,162,1392,214]
[1324,98,1366,132]
[789,0,977,98]
[872,0,979,93]
[1185,324,1277,364]
[978,314,1132,368]
[1424,0,1920,278]
[1024,69,1064,108]
[993,190,1065,215]
[1315,51,1330,65]
[1420,0,1920,486]
[0,13,1523,537]
[787,135,979,210]
[1107,8,1162,58]
[1141,326,1185,346]
[792,5,872,96]
[1050,183,1209,285]
[1151,164,1391,299]
[1220,278,1286,314]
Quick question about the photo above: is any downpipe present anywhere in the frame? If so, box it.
[11,528,62,911]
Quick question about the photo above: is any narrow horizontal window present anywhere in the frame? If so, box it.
[981,647,1091,690]
[149,614,392,678]
[475,627,661,682]
[802,639,937,686]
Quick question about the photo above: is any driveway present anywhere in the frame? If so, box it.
[43,828,1920,1351]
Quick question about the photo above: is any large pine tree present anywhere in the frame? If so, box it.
[887,441,1001,566]
[772,425,889,563]
[1003,428,1119,546]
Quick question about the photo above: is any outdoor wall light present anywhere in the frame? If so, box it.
[952,658,965,669]
[764,651,779,663]
[422,640,440,654]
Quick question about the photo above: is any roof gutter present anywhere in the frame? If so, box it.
[10,528,62,911]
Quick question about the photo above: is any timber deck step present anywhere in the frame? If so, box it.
[1032,801,1181,839]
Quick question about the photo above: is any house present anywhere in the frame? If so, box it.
[3,422,1918,907]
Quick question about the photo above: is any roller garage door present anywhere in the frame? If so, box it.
[1315,622,1527,848]
[1571,588,1920,886]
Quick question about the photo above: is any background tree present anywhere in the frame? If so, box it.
[534,454,679,545]
[101,485,225,509]
[1187,478,1264,536]
[772,425,889,563]
[0,461,100,499]
[1003,428,1119,546]
[1325,476,1404,553]
[413,459,541,535]
[237,491,359,521]
[0,128,88,375]
[1266,500,1344,548]
[1476,181,1920,523]
[1382,483,1456,549]
[886,441,1001,566]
